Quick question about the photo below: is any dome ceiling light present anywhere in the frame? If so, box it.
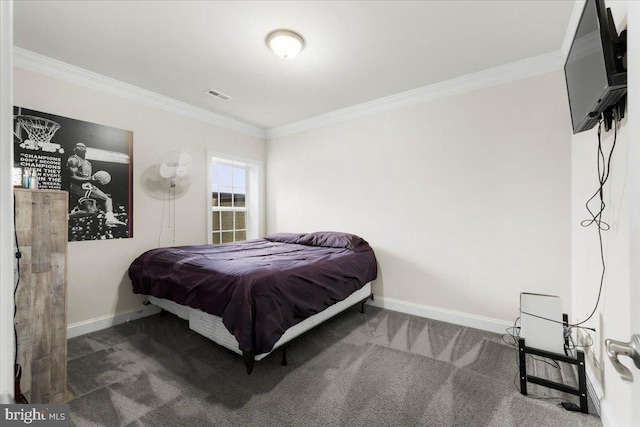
[265,29,305,60]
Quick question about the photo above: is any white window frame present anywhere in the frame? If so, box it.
[206,151,263,244]
[211,162,248,243]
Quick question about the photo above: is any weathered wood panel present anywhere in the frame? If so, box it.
[50,253,67,404]
[14,189,68,404]
[31,193,53,273]
[30,357,51,403]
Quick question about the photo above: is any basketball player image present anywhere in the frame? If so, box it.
[67,142,126,227]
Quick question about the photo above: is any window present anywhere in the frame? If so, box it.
[208,153,262,244]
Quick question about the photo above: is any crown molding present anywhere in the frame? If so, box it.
[14,47,567,142]
[265,50,565,140]
[13,47,266,139]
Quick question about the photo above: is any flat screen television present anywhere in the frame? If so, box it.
[564,0,626,134]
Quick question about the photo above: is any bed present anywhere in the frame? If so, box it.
[128,231,378,373]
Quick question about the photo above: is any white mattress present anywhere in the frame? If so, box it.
[148,281,372,361]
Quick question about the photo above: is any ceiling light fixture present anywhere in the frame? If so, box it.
[265,29,305,60]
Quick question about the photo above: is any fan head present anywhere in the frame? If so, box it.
[156,150,198,189]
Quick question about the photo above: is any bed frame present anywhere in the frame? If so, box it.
[146,282,373,373]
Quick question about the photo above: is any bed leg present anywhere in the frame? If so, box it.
[281,347,288,366]
[242,351,255,375]
[359,293,375,313]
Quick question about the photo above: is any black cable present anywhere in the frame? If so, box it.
[519,311,596,331]
[13,194,20,366]
[13,195,29,404]
[13,195,22,400]
[519,113,619,331]
[575,114,618,327]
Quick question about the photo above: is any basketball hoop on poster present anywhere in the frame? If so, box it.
[15,115,65,153]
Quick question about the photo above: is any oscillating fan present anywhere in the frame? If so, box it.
[157,150,198,189]
[153,150,198,244]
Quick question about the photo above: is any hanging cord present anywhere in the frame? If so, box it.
[13,195,19,366]
[172,186,176,242]
[13,194,28,404]
[520,114,619,332]
[574,114,618,327]
[158,186,178,246]
[158,186,168,247]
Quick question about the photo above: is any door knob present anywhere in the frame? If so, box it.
[605,334,640,383]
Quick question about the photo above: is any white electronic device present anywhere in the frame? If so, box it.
[519,292,565,354]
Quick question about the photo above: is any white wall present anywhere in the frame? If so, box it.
[571,2,635,426]
[0,0,14,401]
[266,70,572,327]
[13,67,265,327]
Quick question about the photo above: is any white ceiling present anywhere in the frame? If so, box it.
[13,1,576,131]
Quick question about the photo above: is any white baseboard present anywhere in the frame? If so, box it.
[0,394,12,404]
[367,295,513,335]
[575,328,603,416]
[584,363,603,416]
[67,304,162,339]
[69,296,512,340]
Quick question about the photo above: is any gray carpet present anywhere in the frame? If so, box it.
[66,306,602,427]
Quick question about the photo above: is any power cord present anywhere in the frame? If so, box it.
[573,114,618,328]
[13,194,20,366]
[518,111,620,332]
[13,194,28,404]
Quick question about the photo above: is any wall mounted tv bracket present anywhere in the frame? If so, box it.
[600,95,625,133]
[617,29,627,70]
[600,27,627,132]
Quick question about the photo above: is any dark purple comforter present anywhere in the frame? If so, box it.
[128,232,377,357]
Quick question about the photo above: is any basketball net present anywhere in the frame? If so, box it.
[17,115,61,145]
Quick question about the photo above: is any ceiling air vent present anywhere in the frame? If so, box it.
[206,89,233,101]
